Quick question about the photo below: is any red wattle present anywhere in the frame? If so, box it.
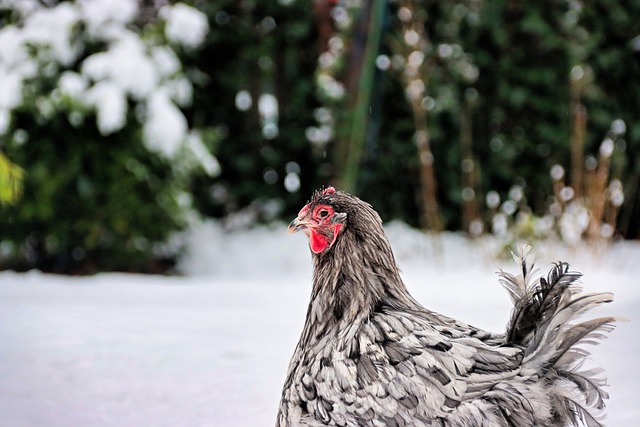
[309,230,329,254]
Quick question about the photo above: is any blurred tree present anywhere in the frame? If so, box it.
[361,0,483,231]
[579,0,640,238]
[472,0,573,213]
[463,0,640,240]
[186,0,319,224]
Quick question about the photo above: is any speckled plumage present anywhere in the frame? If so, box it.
[277,190,617,427]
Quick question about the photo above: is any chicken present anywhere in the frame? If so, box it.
[276,187,618,427]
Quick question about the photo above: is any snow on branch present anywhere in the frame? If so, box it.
[0,0,217,176]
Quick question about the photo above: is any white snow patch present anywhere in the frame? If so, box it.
[143,89,188,158]
[165,77,193,107]
[161,3,209,50]
[23,2,80,66]
[150,46,182,78]
[186,132,221,176]
[82,33,159,101]
[0,26,27,69]
[84,81,127,135]
[0,71,23,110]
[58,71,88,99]
[79,0,138,37]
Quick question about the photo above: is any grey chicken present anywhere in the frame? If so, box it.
[277,187,617,427]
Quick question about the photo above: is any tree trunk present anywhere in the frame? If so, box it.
[570,90,586,199]
[395,0,442,231]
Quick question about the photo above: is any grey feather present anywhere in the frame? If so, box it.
[276,190,618,427]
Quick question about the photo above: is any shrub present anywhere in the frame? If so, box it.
[0,0,218,273]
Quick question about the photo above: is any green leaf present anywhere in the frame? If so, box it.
[0,152,24,205]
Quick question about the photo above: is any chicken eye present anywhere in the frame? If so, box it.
[317,209,330,219]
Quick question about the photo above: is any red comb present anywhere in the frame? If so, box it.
[322,186,336,196]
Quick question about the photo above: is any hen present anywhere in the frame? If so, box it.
[276,187,617,427]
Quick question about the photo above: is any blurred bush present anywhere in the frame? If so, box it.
[0,0,218,272]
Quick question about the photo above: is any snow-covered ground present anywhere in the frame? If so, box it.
[0,221,638,426]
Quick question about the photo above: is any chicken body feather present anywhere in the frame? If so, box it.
[277,189,617,427]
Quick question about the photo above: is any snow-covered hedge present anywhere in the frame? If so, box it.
[0,0,218,272]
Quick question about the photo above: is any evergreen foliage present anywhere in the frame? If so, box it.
[187,0,319,223]
[0,0,216,272]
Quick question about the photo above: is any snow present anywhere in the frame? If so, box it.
[0,0,216,171]
[24,2,80,66]
[0,70,22,134]
[84,81,127,135]
[151,46,182,79]
[79,0,138,37]
[143,89,188,158]
[58,71,89,99]
[0,71,23,110]
[82,33,160,102]
[0,222,639,426]
[160,3,210,50]
[185,132,221,177]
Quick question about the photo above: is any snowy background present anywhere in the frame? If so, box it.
[0,221,638,426]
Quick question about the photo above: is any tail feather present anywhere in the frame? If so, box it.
[558,369,609,410]
[559,395,606,427]
[498,243,538,304]
[498,246,618,427]
[502,258,582,345]
[553,319,616,364]
[525,314,616,368]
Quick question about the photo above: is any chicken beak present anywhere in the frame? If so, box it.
[288,217,310,234]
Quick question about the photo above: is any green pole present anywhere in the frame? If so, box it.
[339,0,385,193]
